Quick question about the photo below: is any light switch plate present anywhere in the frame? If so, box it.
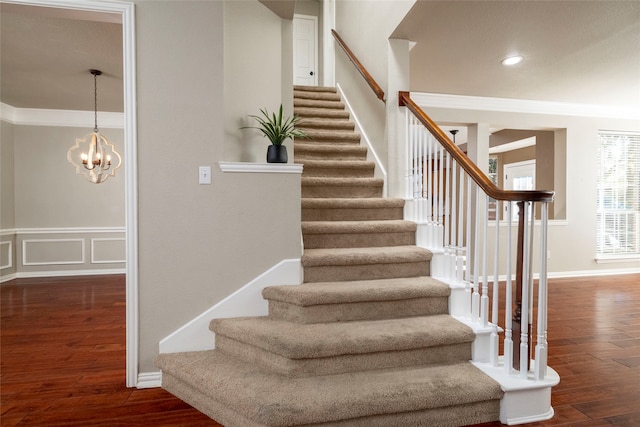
[199,166,211,184]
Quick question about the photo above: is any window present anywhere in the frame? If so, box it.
[596,131,640,257]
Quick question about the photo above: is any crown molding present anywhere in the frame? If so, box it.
[1,103,124,128]
[410,92,640,121]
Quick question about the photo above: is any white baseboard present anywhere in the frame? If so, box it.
[0,268,125,284]
[137,371,162,389]
[159,259,302,354]
[0,273,18,284]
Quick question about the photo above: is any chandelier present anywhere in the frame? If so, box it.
[67,69,122,184]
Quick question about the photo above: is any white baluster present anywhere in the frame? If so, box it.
[457,167,465,285]
[490,200,500,366]
[504,201,513,375]
[465,176,473,319]
[520,202,530,378]
[535,202,549,380]
[472,188,480,323]
[481,194,490,327]
[448,159,458,281]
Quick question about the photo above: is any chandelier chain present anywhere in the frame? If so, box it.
[93,72,98,132]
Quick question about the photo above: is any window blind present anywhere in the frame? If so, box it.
[596,131,640,257]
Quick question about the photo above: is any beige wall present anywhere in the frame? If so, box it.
[1,120,16,278]
[1,120,15,230]
[334,0,415,173]
[135,0,302,373]
[422,106,639,275]
[13,125,125,228]
[0,120,125,281]
[224,0,292,162]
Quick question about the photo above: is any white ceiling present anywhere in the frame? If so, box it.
[393,0,640,108]
[1,1,639,115]
[0,3,123,112]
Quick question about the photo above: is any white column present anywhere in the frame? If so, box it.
[386,38,411,198]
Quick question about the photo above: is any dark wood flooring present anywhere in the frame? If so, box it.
[1,273,639,426]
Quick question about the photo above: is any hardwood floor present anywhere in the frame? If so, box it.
[1,275,220,427]
[1,274,639,426]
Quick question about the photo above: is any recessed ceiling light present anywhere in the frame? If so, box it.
[502,55,523,66]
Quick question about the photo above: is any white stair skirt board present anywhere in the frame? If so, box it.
[472,359,560,425]
[159,259,303,354]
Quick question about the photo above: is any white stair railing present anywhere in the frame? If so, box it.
[400,92,554,382]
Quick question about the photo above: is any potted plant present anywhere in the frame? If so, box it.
[242,104,307,163]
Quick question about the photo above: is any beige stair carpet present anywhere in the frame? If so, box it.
[156,85,503,427]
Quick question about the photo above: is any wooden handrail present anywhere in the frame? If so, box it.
[399,91,555,203]
[332,29,385,103]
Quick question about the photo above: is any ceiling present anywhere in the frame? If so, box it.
[394,0,640,108]
[1,3,123,112]
[1,1,639,114]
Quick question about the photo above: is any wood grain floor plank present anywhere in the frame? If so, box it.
[2,273,638,426]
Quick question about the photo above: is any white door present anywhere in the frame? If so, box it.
[504,160,536,220]
[293,14,318,86]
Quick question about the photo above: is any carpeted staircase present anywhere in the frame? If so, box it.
[155,86,503,426]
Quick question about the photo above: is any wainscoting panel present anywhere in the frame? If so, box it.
[22,239,85,266]
[1,240,12,270]
[0,228,126,281]
[91,238,126,264]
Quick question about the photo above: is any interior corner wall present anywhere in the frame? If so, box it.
[1,120,15,231]
[223,0,289,163]
[333,0,415,176]
[1,120,16,280]
[135,0,302,375]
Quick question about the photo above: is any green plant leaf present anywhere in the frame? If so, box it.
[240,104,308,145]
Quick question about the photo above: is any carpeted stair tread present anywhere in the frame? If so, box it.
[295,98,345,110]
[297,117,354,131]
[302,220,416,235]
[301,197,405,209]
[294,90,342,102]
[302,246,432,267]
[301,177,383,187]
[295,144,368,162]
[263,277,449,307]
[294,107,350,120]
[294,85,337,93]
[157,350,503,427]
[302,129,361,143]
[300,165,375,179]
[211,314,472,359]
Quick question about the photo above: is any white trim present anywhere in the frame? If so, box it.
[136,371,162,389]
[0,241,13,270]
[15,227,125,235]
[91,237,126,264]
[0,273,18,284]
[159,259,302,354]
[0,229,17,237]
[548,267,640,278]
[219,162,304,174]
[336,83,388,197]
[0,103,124,128]
[22,238,85,266]
[411,92,640,120]
[595,255,640,264]
[2,268,125,281]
